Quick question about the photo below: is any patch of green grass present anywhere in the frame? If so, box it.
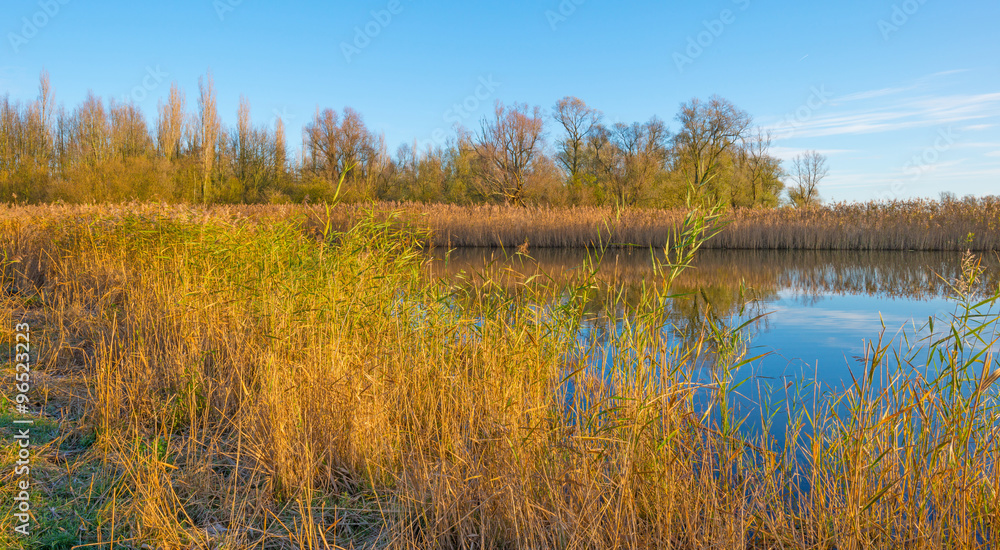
[11,462,114,550]
[0,416,60,444]
[0,414,112,550]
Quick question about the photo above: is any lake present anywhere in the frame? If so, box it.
[429,247,1000,395]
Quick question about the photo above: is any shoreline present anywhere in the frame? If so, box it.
[5,199,999,251]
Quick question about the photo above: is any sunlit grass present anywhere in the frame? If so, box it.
[1,203,998,548]
[306,198,1000,251]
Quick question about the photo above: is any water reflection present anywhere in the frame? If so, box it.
[430,248,1000,300]
[428,247,1000,390]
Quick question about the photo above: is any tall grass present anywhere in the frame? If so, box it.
[1,203,999,548]
[394,198,1000,250]
[14,198,995,250]
[63,198,995,250]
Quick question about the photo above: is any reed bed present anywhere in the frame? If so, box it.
[1,203,999,549]
[190,199,998,250]
[398,199,1000,250]
[4,198,998,250]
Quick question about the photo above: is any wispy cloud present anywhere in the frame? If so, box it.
[769,92,1000,139]
[767,72,1000,140]
[924,166,1000,179]
[769,146,855,161]
[766,304,914,335]
[821,173,914,190]
[951,141,1000,150]
[835,85,918,103]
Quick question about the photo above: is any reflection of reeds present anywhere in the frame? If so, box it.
[431,247,1000,300]
[3,203,1000,548]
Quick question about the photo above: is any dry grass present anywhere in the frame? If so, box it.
[17,198,995,250]
[397,199,1000,250]
[72,198,996,250]
[1,203,999,549]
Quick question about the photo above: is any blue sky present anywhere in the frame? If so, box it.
[2,0,997,202]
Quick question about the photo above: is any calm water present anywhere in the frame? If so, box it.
[429,248,1000,393]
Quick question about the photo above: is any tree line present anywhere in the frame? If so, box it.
[0,71,826,207]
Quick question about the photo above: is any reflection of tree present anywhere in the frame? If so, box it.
[662,282,773,349]
[429,247,999,302]
[438,248,993,365]
[786,292,826,308]
[428,246,1000,370]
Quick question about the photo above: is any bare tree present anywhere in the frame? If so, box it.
[35,70,53,162]
[591,118,668,206]
[733,128,783,207]
[552,96,602,186]
[304,108,338,178]
[787,150,828,208]
[273,115,286,180]
[336,107,369,179]
[157,83,185,160]
[304,107,391,199]
[109,100,152,162]
[37,71,52,127]
[363,132,392,199]
[228,96,270,201]
[198,71,220,203]
[20,72,54,169]
[472,101,544,206]
[0,72,55,202]
[672,95,752,201]
[73,92,111,167]
[305,108,357,182]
